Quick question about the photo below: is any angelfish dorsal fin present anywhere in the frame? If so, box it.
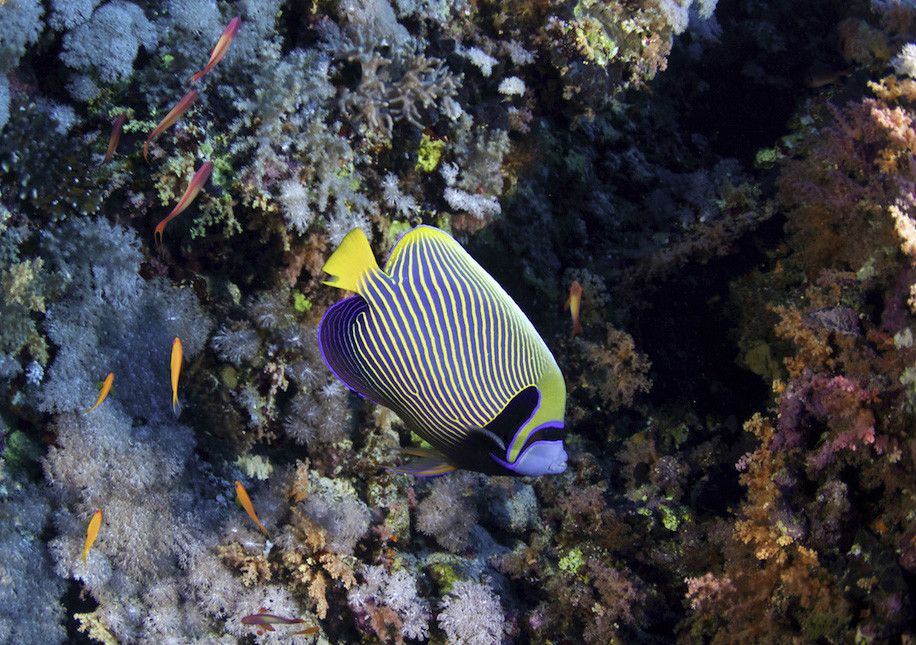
[321,228,380,293]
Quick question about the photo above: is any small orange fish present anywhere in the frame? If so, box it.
[102,113,128,164]
[235,480,269,536]
[190,16,241,83]
[154,160,213,248]
[82,508,102,563]
[84,372,114,412]
[143,89,198,160]
[170,337,183,414]
[564,280,583,336]
[292,626,320,636]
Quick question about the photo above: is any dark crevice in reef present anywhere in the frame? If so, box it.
[661,0,867,165]
[631,216,782,422]
[61,581,98,644]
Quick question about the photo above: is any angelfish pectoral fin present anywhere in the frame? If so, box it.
[386,447,457,477]
[465,427,506,454]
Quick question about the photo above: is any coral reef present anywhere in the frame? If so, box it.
[1,0,915,642]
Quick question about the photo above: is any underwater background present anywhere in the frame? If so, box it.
[1,0,915,642]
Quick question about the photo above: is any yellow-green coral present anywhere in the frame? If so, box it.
[572,4,619,66]
[385,220,413,247]
[428,561,460,593]
[559,546,585,574]
[1,259,47,311]
[74,610,118,645]
[236,454,273,480]
[293,292,313,313]
[416,133,446,173]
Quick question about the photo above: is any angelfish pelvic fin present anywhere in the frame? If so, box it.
[321,228,380,293]
[386,447,457,477]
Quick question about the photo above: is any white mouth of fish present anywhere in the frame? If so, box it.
[499,440,568,476]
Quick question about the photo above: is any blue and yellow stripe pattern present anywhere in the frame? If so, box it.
[318,225,567,476]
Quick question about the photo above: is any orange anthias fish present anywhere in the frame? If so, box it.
[143,89,198,160]
[102,113,128,164]
[234,480,269,536]
[564,280,583,336]
[170,337,183,414]
[84,372,114,413]
[154,160,213,248]
[190,16,241,83]
[82,508,103,563]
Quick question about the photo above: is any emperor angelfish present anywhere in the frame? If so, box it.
[318,225,568,477]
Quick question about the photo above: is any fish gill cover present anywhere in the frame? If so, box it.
[0,0,915,643]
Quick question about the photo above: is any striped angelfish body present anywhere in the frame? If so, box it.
[318,226,567,476]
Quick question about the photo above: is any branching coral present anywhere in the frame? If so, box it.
[564,324,652,414]
[337,43,461,142]
[685,416,852,643]
[218,467,359,622]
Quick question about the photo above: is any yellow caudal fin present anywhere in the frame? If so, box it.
[321,228,380,293]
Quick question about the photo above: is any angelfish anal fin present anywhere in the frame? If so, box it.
[387,448,457,477]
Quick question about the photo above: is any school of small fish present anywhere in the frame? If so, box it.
[76,13,591,636]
